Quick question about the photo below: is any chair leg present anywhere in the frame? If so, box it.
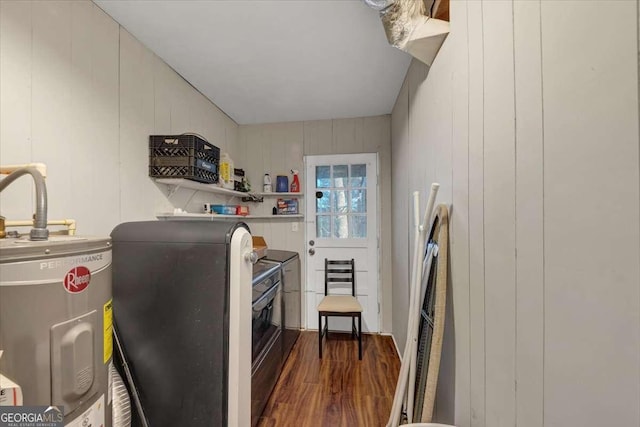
[358,314,362,360]
[351,317,356,338]
[318,312,323,359]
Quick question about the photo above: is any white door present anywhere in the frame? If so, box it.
[304,153,379,333]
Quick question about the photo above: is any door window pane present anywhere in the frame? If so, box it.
[333,215,349,239]
[332,165,348,188]
[313,161,369,240]
[350,164,367,188]
[316,190,331,213]
[316,166,331,188]
[333,191,349,214]
[350,190,367,213]
[317,216,331,238]
[350,215,367,238]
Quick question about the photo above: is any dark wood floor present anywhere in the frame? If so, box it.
[257,331,401,427]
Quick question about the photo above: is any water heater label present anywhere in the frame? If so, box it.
[0,250,111,286]
[63,266,91,293]
[103,299,113,364]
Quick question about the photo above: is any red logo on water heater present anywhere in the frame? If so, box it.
[63,266,91,293]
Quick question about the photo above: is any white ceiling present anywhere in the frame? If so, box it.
[95,0,411,125]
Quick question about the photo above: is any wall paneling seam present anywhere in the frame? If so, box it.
[28,0,34,210]
[465,0,473,423]
[637,0,640,423]
[116,4,122,226]
[538,0,547,427]
[538,0,546,424]
[406,63,411,302]
[511,1,519,424]
[480,0,487,423]
[29,1,33,166]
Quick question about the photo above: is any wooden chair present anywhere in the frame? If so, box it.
[317,258,363,360]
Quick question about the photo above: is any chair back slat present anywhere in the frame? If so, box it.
[324,258,355,296]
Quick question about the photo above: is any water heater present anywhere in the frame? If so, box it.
[0,236,113,426]
[0,166,113,426]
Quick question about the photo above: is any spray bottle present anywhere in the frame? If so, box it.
[290,170,300,193]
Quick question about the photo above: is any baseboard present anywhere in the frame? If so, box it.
[380,332,402,362]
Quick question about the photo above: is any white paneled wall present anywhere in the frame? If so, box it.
[391,79,411,353]
[450,0,470,422]
[391,0,640,426]
[541,2,640,425]
[0,0,238,236]
[513,2,544,426]
[1,0,37,222]
[466,1,486,424]
[482,1,517,424]
[237,116,393,332]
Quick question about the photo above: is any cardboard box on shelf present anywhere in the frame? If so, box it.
[276,199,299,215]
[210,205,236,215]
[252,236,268,259]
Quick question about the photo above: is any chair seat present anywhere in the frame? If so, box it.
[318,295,363,313]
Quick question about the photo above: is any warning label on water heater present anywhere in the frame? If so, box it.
[103,299,113,364]
[66,394,104,427]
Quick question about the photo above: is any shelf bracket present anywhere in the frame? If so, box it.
[166,184,181,199]
[242,194,264,203]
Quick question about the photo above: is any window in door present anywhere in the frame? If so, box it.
[315,164,367,239]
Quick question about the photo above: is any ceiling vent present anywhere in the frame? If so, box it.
[365,0,450,66]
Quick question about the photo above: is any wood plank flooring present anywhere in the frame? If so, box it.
[257,331,401,427]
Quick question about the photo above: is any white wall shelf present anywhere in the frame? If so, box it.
[254,192,304,197]
[154,178,304,200]
[156,212,304,221]
[154,178,249,198]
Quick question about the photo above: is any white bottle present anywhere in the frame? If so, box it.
[263,174,272,193]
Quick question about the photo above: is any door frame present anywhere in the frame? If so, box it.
[302,152,381,332]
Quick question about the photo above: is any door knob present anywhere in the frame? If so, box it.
[308,248,315,256]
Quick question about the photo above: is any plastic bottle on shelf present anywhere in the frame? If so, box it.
[276,176,288,192]
[219,153,235,189]
[263,174,272,193]
[290,169,300,193]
